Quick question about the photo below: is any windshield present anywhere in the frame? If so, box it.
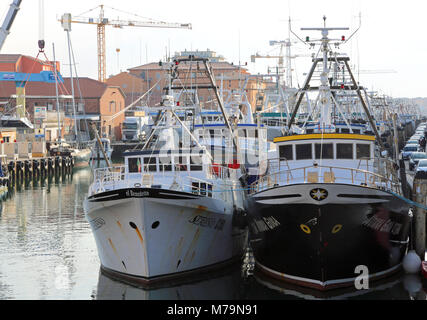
[123,123,137,130]
[417,160,427,167]
[406,141,418,144]
[411,153,427,159]
[404,146,418,151]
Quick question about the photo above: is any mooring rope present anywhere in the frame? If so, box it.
[388,190,427,211]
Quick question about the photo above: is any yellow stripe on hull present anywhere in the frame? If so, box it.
[274,133,375,143]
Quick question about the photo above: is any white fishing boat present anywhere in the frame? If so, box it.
[83,93,248,285]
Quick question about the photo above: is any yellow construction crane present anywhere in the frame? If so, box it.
[59,4,192,82]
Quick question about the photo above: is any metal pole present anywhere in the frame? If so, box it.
[392,113,400,161]
[202,59,245,174]
[52,43,62,145]
[91,122,111,169]
[287,59,319,130]
[414,180,426,260]
[344,60,385,152]
[66,29,79,144]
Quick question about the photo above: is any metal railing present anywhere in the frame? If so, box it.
[250,157,402,195]
[90,164,234,203]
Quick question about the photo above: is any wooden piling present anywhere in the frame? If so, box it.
[413,177,427,260]
[1,154,75,190]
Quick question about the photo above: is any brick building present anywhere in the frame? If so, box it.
[0,54,58,73]
[106,50,267,114]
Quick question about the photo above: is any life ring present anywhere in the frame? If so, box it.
[300,224,311,234]
[332,224,342,234]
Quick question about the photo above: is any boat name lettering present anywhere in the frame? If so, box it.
[126,190,150,197]
[252,216,281,233]
[362,216,402,235]
[89,217,105,231]
[188,215,225,230]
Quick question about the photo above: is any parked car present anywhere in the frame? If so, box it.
[415,159,427,179]
[402,145,419,160]
[406,140,419,145]
[409,152,427,170]
[411,134,422,140]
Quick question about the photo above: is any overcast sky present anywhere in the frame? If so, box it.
[1,0,426,98]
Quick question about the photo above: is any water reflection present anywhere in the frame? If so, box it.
[0,161,426,300]
[252,270,427,300]
[96,266,243,300]
[94,248,427,300]
[0,167,99,300]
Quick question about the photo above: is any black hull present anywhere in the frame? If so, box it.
[246,184,411,290]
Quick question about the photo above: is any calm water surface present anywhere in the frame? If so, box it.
[0,166,426,300]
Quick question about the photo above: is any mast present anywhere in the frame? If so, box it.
[62,15,79,145]
[52,43,62,145]
[300,16,349,133]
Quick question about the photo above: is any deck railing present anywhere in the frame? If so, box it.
[250,157,402,195]
[90,164,234,203]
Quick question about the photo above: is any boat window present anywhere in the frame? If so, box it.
[190,156,203,171]
[246,129,255,138]
[356,144,371,159]
[296,144,312,160]
[192,182,212,197]
[174,156,188,171]
[341,128,350,134]
[353,129,360,134]
[143,157,157,172]
[128,157,141,173]
[315,143,333,159]
[279,145,293,160]
[306,129,314,134]
[337,144,353,159]
[238,129,247,138]
[159,156,172,171]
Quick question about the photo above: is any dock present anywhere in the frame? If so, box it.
[2,155,74,190]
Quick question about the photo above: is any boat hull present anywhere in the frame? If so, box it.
[72,148,91,167]
[84,188,247,285]
[245,183,411,290]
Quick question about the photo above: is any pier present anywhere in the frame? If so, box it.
[3,155,74,190]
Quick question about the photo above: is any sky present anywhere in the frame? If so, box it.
[1,0,427,98]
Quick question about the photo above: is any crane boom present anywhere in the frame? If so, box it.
[69,16,191,29]
[0,0,22,52]
[59,5,191,82]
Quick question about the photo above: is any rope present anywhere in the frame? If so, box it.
[388,190,427,211]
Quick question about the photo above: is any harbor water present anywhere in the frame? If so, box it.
[0,165,426,300]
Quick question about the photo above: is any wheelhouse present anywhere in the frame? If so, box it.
[248,133,397,191]
[193,123,268,169]
[274,133,375,166]
[124,148,211,176]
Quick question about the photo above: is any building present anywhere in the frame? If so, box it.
[105,71,154,107]
[173,49,225,62]
[0,53,127,142]
[0,54,58,73]
[107,50,267,114]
